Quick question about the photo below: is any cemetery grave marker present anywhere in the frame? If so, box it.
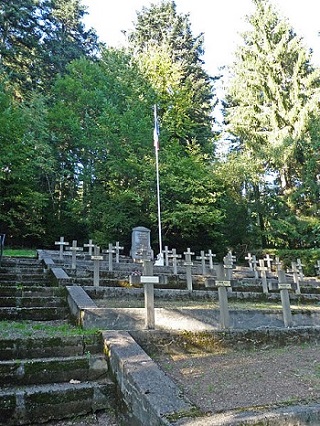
[67,240,83,270]
[251,255,259,279]
[215,263,231,329]
[169,248,181,275]
[141,260,158,329]
[258,259,268,294]
[205,249,216,270]
[278,269,293,328]
[83,239,95,256]
[315,260,320,276]
[291,261,301,295]
[263,254,273,272]
[162,245,172,267]
[296,258,305,280]
[91,246,104,286]
[184,248,194,291]
[274,256,282,276]
[245,252,253,270]
[55,236,69,260]
[114,241,124,263]
[106,243,115,272]
[196,250,207,275]
[130,226,153,262]
[223,251,235,281]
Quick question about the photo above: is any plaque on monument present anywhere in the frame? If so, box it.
[130,226,154,262]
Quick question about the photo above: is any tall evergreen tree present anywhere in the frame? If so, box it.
[129,0,216,154]
[224,0,320,248]
[0,0,99,95]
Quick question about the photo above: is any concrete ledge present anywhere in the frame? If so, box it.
[42,257,55,269]
[66,286,97,325]
[174,403,320,425]
[81,306,320,331]
[103,330,194,425]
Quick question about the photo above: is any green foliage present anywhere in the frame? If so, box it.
[267,248,320,276]
[224,0,320,249]
[0,0,99,95]
[129,0,216,153]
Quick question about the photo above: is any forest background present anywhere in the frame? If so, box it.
[1,0,320,264]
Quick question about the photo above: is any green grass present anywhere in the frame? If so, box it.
[3,248,37,257]
[0,320,100,338]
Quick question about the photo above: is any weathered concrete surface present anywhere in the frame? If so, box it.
[173,403,320,425]
[103,330,195,426]
[66,285,97,325]
[82,306,320,331]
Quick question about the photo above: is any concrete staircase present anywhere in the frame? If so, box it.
[0,257,116,425]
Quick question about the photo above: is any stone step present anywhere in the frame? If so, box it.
[0,297,66,308]
[0,307,69,321]
[0,274,47,282]
[0,354,108,386]
[1,259,40,267]
[0,333,103,360]
[0,286,65,297]
[0,380,115,426]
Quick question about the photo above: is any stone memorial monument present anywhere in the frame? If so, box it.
[130,226,154,262]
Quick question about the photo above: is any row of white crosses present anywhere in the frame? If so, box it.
[54,237,124,272]
[245,252,306,295]
[162,245,217,276]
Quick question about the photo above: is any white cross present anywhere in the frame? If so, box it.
[169,248,182,275]
[55,236,69,260]
[263,254,273,271]
[114,241,124,263]
[162,245,172,267]
[245,253,253,270]
[67,240,83,269]
[84,239,95,256]
[205,249,216,270]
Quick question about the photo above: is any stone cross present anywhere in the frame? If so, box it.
[223,251,234,281]
[291,262,301,295]
[245,252,253,270]
[274,256,282,276]
[251,255,259,279]
[169,248,181,275]
[184,248,194,291]
[315,260,320,276]
[278,269,293,327]
[215,263,231,329]
[106,243,115,272]
[67,240,83,270]
[162,245,172,267]
[141,260,159,329]
[91,245,104,286]
[54,236,69,260]
[196,250,207,275]
[296,258,304,280]
[263,254,273,272]
[114,241,124,263]
[258,259,268,294]
[205,249,216,270]
[83,239,95,256]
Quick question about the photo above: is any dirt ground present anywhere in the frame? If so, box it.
[154,342,320,415]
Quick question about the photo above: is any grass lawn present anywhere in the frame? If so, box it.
[3,248,37,257]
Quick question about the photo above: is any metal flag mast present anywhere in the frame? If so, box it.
[153,104,164,266]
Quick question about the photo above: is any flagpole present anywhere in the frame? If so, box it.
[153,104,164,265]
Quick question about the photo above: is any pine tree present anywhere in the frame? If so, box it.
[224,0,320,247]
[129,0,216,154]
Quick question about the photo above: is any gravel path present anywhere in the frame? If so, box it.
[155,343,320,414]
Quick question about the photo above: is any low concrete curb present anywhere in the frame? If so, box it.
[103,330,196,425]
[173,403,320,425]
